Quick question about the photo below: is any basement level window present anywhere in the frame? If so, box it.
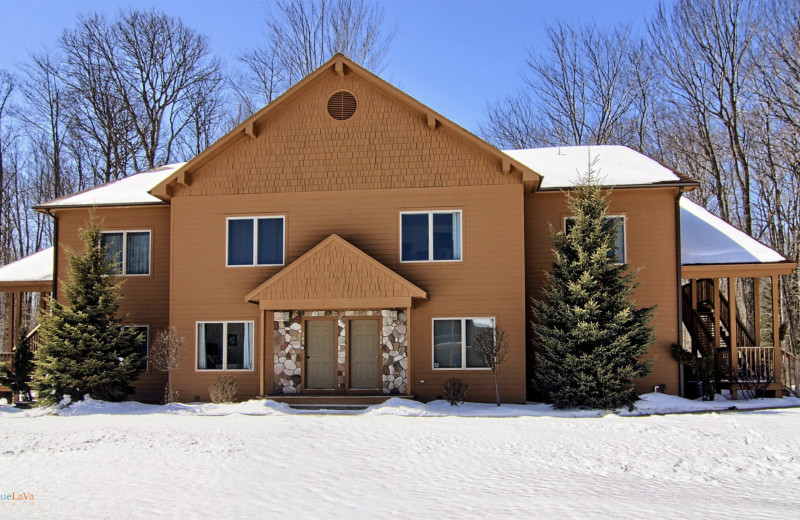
[433,317,494,369]
[101,230,151,275]
[197,321,254,371]
[226,216,285,267]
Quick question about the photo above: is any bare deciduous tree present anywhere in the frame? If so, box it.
[149,326,185,404]
[471,326,509,407]
[482,22,653,151]
[235,0,394,119]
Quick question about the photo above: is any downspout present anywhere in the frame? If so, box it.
[675,187,685,396]
[45,209,58,302]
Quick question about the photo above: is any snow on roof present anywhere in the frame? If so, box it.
[36,163,185,209]
[0,247,53,283]
[503,145,683,189]
[680,197,786,265]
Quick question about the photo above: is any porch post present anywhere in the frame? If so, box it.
[14,292,22,343]
[772,275,781,386]
[728,277,737,380]
[690,279,697,311]
[259,309,265,397]
[7,292,15,352]
[753,277,761,347]
[405,306,413,396]
[712,279,721,351]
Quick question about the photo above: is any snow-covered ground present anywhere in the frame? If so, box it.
[1,394,799,519]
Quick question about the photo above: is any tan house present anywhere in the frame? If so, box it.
[1,54,796,404]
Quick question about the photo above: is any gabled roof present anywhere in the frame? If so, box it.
[503,145,698,190]
[36,164,184,210]
[0,247,53,291]
[151,54,540,200]
[245,234,427,309]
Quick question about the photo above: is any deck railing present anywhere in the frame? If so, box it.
[782,349,798,396]
[715,346,776,383]
[0,352,12,367]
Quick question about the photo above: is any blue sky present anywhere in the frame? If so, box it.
[0,0,665,134]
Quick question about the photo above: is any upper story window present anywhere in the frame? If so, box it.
[564,215,626,264]
[400,210,462,262]
[101,231,151,275]
[433,317,494,369]
[227,216,285,267]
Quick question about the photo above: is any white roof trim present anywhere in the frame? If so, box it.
[0,247,53,283]
[37,163,185,209]
[680,197,786,265]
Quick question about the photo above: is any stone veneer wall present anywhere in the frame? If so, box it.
[273,310,407,395]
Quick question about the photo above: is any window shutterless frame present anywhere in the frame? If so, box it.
[121,324,149,371]
[431,317,495,370]
[399,210,463,263]
[225,216,286,267]
[194,320,255,372]
[101,230,151,276]
[563,214,627,265]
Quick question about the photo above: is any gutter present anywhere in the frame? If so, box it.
[45,209,58,301]
[675,187,685,396]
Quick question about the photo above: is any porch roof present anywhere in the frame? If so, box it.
[0,247,53,292]
[681,197,795,277]
[245,234,427,310]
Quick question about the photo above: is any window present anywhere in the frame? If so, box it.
[400,210,462,262]
[564,215,626,264]
[121,325,148,370]
[197,321,254,370]
[433,317,494,369]
[227,216,284,266]
[101,231,151,275]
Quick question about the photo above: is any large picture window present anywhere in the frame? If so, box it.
[400,210,462,262]
[433,317,494,369]
[565,215,626,264]
[101,231,151,275]
[227,216,285,266]
[197,321,254,371]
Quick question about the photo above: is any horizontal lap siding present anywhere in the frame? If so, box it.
[525,188,681,396]
[54,206,170,402]
[170,184,527,402]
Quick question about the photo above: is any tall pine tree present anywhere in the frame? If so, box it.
[33,217,144,405]
[532,181,654,409]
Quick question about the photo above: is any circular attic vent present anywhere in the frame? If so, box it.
[327,90,357,120]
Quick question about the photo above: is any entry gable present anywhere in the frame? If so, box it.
[151,54,539,200]
[245,234,427,310]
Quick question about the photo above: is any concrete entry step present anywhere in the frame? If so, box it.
[259,394,416,408]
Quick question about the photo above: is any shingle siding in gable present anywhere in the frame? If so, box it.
[178,70,517,197]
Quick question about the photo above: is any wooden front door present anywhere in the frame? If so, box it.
[305,319,337,390]
[349,319,380,390]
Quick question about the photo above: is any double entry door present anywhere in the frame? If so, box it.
[304,318,380,391]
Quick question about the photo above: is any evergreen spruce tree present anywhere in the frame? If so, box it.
[532,180,654,409]
[33,218,144,405]
[0,326,35,402]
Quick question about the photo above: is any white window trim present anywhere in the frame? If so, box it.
[431,316,495,370]
[101,230,152,276]
[121,324,149,371]
[225,216,286,267]
[195,320,256,372]
[563,214,627,265]
[399,210,463,263]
